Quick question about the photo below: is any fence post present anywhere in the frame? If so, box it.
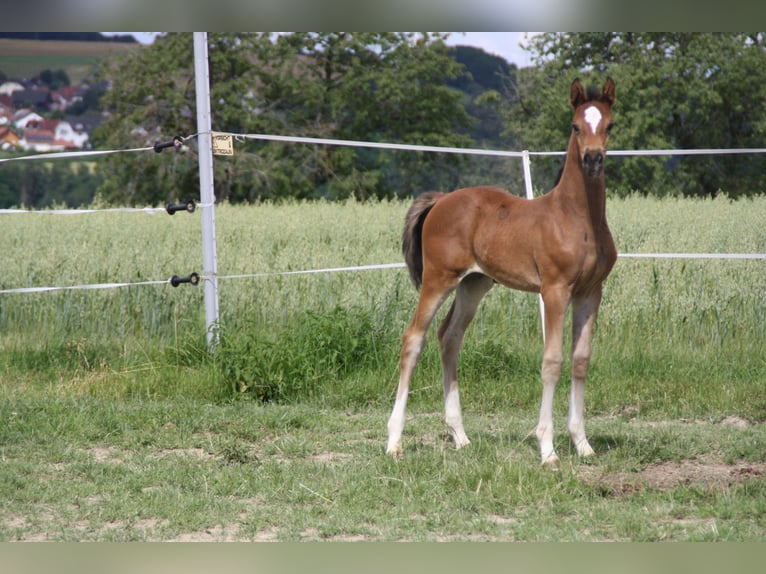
[522,150,546,343]
[193,32,221,350]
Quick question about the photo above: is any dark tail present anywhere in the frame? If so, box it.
[402,192,444,290]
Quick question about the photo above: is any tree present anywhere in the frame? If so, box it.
[507,33,766,198]
[439,45,523,195]
[95,32,473,204]
[38,69,70,90]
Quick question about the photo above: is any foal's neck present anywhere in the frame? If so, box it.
[559,137,608,230]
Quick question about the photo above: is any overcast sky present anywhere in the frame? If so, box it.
[115,32,538,68]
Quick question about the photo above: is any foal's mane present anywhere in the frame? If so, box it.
[585,84,603,101]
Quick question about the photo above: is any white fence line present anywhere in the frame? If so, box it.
[2,253,764,296]
[0,207,168,215]
[0,279,171,295]
[227,130,766,159]
[0,145,156,164]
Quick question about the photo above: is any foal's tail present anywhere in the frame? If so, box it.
[402,192,444,290]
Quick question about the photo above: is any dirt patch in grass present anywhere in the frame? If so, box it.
[309,451,353,464]
[84,446,123,464]
[580,458,766,495]
[150,447,217,461]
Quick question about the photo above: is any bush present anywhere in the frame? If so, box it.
[215,306,392,403]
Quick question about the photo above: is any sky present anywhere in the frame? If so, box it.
[443,32,538,68]
[115,32,538,69]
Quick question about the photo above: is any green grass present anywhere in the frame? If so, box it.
[0,38,140,84]
[2,398,765,541]
[1,194,765,540]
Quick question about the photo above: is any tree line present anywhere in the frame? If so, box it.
[509,33,766,199]
[4,32,765,208]
[0,32,137,43]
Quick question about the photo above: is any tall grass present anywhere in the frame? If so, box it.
[1,195,764,420]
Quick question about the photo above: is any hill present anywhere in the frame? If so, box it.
[0,37,142,84]
[0,32,137,43]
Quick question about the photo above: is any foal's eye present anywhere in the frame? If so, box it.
[606,122,614,135]
[572,123,580,134]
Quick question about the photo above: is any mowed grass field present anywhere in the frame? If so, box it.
[0,38,141,83]
[1,193,765,541]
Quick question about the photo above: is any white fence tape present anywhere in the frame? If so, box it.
[228,131,766,159]
[0,146,155,164]
[618,253,765,260]
[2,254,763,295]
[0,279,171,295]
[0,207,167,215]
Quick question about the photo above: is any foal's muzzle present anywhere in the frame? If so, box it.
[583,149,605,177]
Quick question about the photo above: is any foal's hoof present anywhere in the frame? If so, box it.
[577,443,596,458]
[541,454,561,471]
[386,443,403,459]
[453,436,471,450]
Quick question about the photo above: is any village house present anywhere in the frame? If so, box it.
[18,118,89,152]
[18,127,68,152]
[0,101,13,126]
[12,88,50,111]
[0,126,20,150]
[50,85,86,111]
[12,109,44,129]
[0,78,101,152]
[0,80,25,96]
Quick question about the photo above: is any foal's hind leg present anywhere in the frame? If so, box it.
[387,280,455,457]
[437,274,494,449]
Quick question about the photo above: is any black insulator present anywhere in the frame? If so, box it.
[170,272,200,287]
[153,136,184,153]
[166,200,196,215]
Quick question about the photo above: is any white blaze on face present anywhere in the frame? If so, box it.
[583,106,602,134]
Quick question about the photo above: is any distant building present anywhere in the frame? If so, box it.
[12,109,44,128]
[50,85,86,111]
[65,112,103,135]
[11,88,50,111]
[18,118,89,151]
[0,81,24,96]
[0,126,20,150]
[0,76,102,151]
[0,102,13,126]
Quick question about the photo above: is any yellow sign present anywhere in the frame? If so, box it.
[211,132,234,156]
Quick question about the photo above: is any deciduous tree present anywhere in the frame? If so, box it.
[508,33,766,197]
[95,32,472,204]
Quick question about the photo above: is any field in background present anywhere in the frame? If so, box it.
[0,39,141,83]
[1,194,765,540]
[2,195,764,414]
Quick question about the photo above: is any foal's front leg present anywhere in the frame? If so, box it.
[536,287,569,468]
[568,293,602,458]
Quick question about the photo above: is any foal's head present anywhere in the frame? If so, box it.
[569,77,616,179]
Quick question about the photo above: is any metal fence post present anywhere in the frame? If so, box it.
[193,32,220,349]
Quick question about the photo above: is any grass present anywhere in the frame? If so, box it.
[0,38,141,83]
[0,193,765,540]
[2,398,765,541]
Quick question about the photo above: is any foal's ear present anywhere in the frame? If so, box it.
[601,77,616,107]
[570,78,586,109]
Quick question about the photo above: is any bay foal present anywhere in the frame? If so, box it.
[386,78,617,468]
